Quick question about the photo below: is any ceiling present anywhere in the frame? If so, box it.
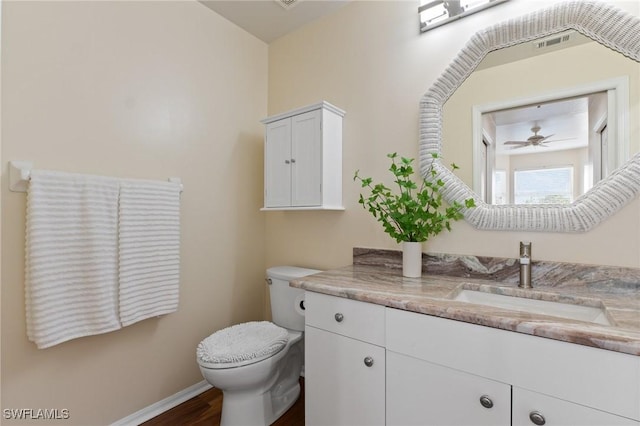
[199,0,351,43]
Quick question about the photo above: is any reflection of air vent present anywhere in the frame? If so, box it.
[274,0,299,9]
[533,31,574,49]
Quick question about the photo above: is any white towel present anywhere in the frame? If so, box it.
[25,170,121,349]
[118,179,181,327]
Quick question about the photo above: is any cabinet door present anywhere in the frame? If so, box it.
[387,351,511,426]
[513,387,639,426]
[265,118,291,207]
[305,325,385,426]
[290,109,322,206]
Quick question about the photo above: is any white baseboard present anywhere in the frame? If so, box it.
[111,380,213,426]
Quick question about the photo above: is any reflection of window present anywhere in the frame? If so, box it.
[493,170,507,205]
[514,167,573,205]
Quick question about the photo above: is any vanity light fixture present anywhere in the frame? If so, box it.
[419,0,509,32]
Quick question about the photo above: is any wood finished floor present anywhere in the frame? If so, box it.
[141,378,305,426]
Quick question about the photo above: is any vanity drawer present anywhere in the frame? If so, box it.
[305,291,385,346]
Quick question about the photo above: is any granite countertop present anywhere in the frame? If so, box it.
[290,248,640,356]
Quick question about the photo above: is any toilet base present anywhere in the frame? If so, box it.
[218,375,301,426]
[201,334,304,426]
[270,379,300,422]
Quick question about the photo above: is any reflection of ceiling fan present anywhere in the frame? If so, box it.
[504,125,573,149]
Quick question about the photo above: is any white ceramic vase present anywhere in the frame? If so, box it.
[402,241,423,278]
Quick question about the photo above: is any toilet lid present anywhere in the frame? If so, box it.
[197,321,289,368]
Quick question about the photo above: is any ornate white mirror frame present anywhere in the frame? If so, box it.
[420,1,640,232]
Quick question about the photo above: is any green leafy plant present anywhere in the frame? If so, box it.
[353,153,475,243]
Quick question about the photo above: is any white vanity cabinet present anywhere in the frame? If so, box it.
[304,291,385,426]
[303,291,640,425]
[386,307,640,426]
[261,101,344,210]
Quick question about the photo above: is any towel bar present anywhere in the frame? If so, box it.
[8,161,32,192]
[8,160,184,193]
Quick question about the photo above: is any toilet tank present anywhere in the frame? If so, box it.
[267,266,321,332]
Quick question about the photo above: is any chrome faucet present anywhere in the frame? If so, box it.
[518,242,532,288]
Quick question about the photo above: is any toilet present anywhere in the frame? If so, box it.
[196,266,320,426]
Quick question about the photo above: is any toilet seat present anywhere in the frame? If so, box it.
[197,321,289,369]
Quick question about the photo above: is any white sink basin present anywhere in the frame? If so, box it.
[453,290,610,326]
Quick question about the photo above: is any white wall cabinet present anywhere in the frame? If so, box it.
[261,101,344,210]
[304,291,640,426]
[304,291,385,425]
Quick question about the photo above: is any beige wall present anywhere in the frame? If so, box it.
[266,0,640,270]
[1,1,267,424]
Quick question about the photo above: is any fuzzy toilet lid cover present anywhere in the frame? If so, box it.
[197,321,289,364]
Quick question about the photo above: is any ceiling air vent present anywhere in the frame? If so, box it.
[274,0,300,10]
[533,31,575,50]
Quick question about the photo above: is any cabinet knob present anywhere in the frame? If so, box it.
[529,411,546,425]
[364,356,374,367]
[290,158,296,163]
[284,160,290,164]
[334,313,344,322]
[479,395,493,409]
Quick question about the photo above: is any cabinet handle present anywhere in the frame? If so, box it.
[334,313,344,322]
[529,411,546,426]
[364,356,374,367]
[479,395,493,409]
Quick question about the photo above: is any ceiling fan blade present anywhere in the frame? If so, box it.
[508,144,530,149]
[542,137,577,143]
[538,134,555,142]
[504,141,528,145]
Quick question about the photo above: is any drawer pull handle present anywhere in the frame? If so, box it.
[334,313,344,322]
[529,411,546,425]
[364,356,374,367]
[479,395,493,409]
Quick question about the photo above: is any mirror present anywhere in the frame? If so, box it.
[444,30,636,206]
[420,1,640,232]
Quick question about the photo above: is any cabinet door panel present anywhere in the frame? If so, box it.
[387,351,511,426]
[291,110,322,206]
[265,119,292,207]
[513,387,639,426]
[305,326,385,426]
